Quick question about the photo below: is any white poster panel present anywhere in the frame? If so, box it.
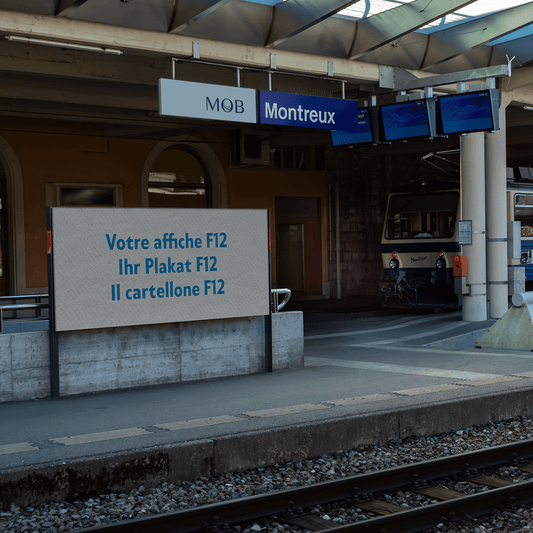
[159,79,257,124]
[51,208,270,332]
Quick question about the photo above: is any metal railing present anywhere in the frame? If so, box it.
[0,289,291,333]
[0,294,49,334]
[271,288,291,312]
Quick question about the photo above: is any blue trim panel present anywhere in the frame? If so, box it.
[521,241,533,281]
[382,242,461,253]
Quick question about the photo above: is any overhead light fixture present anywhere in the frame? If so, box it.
[524,106,533,111]
[5,35,123,55]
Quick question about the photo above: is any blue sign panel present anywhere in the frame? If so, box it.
[438,90,497,135]
[380,100,431,142]
[258,91,358,130]
[331,108,374,146]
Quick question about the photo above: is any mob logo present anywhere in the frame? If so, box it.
[206,97,245,114]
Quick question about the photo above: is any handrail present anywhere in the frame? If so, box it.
[0,295,50,334]
[271,288,291,312]
[0,294,48,302]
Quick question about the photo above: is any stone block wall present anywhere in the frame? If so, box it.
[326,148,449,297]
[0,311,303,402]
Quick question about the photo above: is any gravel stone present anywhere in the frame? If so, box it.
[3,416,533,531]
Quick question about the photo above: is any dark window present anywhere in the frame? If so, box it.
[386,192,459,239]
[60,188,115,206]
[315,144,325,171]
[148,147,211,208]
[515,194,533,236]
[273,146,313,170]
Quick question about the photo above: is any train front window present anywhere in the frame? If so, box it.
[515,194,533,236]
[386,192,458,239]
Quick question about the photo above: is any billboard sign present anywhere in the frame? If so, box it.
[159,79,257,124]
[258,90,358,130]
[51,208,270,331]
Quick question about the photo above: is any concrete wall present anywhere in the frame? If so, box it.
[0,311,303,402]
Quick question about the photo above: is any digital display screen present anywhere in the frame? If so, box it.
[438,90,495,135]
[380,100,431,141]
[330,108,374,146]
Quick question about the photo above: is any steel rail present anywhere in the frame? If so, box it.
[325,479,533,533]
[75,439,533,533]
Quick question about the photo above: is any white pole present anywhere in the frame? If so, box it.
[485,103,508,318]
[461,132,488,321]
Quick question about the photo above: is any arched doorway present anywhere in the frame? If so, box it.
[0,169,8,295]
[142,136,227,208]
[148,146,211,208]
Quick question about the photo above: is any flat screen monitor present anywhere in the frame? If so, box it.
[380,100,432,142]
[438,90,498,135]
[330,108,374,146]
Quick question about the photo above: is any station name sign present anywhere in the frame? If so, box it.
[258,91,358,130]
[159,79,257,124]
[51,208,270,331]
[158,79,359,131]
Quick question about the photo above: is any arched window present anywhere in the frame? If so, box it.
[148,146,211,208]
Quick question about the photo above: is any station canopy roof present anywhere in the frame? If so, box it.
[3,1,533,165]
[4,0,533,74]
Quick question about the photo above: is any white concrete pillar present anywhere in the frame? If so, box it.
[485,103,508,318]
[461,132,488,321]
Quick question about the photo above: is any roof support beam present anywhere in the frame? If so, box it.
[267,0,359,48]
[379,63,510,91]
[348,0,476,60]
[422,2,533,69]
[170,0,233,34]
[0,9,379,83]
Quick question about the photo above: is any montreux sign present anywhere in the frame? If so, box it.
[158,79,359,130]
[257,90,358,130]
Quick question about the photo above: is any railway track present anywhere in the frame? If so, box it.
[76,439,533,533]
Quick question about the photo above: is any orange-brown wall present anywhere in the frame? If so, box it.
[0,120,327,290]
[1,119,158,288]
[206,131,328,285]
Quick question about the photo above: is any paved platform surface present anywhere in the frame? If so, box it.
[2,298,533,478]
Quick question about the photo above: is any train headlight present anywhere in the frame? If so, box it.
[389,258,399,270]
[436,256,446,269]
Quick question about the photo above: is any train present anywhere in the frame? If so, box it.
[378,175,533,309]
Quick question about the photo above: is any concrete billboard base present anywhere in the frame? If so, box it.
[0,311,303,402]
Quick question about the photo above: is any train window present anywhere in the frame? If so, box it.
[386,192,458,240]
[515,194,533,237]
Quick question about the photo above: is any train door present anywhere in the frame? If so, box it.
[276,197,322,297]
[0,171,8,295]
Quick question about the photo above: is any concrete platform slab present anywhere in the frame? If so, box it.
[2,307,533,507]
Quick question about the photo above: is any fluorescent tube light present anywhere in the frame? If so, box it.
[5,35,123,55]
